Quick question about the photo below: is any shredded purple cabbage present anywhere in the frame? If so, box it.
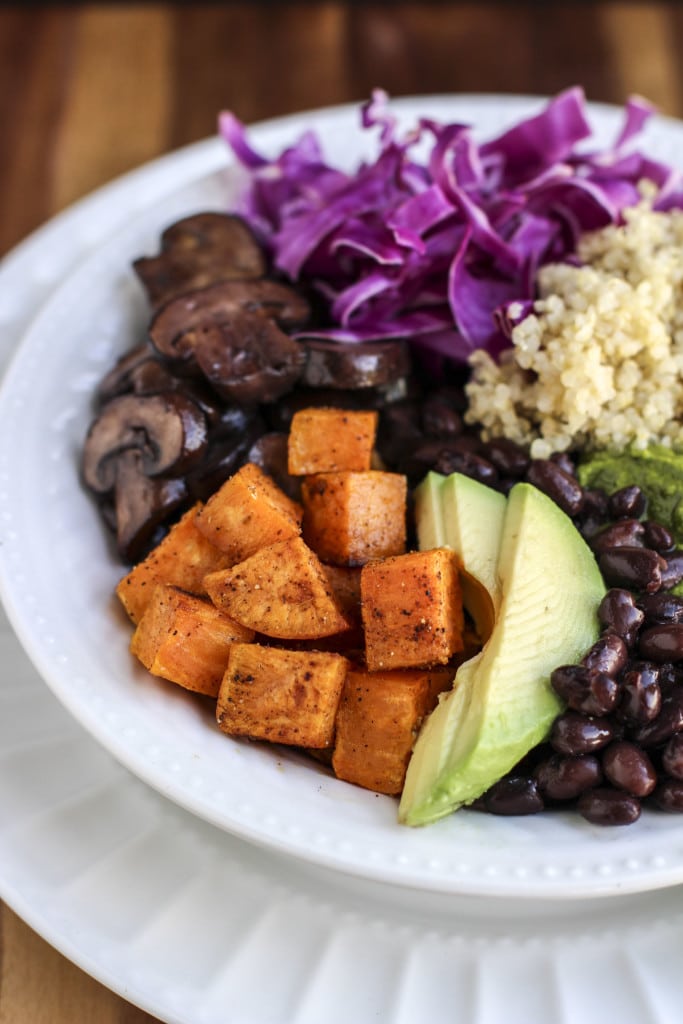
[218,88,681,362]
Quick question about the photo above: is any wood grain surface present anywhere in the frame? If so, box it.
[1,2,683,1020]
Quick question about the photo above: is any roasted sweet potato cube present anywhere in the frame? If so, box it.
[116,503,234,624]
[204,536,351,639]
[130,585,254,698]
[361,548,464,670]
[195,462,303,562]
[216,643,348,747]
[332,666,453,795]
[288,408,378,475]
[301,471,407,566]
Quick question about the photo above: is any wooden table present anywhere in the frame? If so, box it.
[1,2,683,1020]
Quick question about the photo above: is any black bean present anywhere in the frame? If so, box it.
[638,592,683,625]
[579,514,610,542]
[639,624,683,662]
[651,779,683,813]
[618,662,661,724]
[598,589,645,644]
[590,519,645,554]
[526,460,584,516]
[549,451,576,477]
[550,665,620,716]
[577,787,641,826]
[433,449,498,486]
[550,711,616,755]
[497,478,516,497]
[534,753,602,800]
[662,734,683,780]
[630,690,683,747]
[602,741,657,797]
[479,438,530,479]
[581,633,628,676]
[660,551,683,590]
[482,776,544,815]
[421,393,463,437]
[580,488,610,520]
[642,520,675,554]
[608,485,647,520]
[658,662,683,695]
[599,547,665,594]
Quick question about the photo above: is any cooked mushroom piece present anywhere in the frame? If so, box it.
[185,419,264,502]
[148,279,311,370]
[96,343,160,405]
[132,212,267,309]
[300,337,412,389]
[246,431,301,501]
[82,392,209,495]
[113,450,188,562]
[192,312,306,404]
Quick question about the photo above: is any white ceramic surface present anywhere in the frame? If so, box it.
[5,603,683,1024]
[4,95,683,901]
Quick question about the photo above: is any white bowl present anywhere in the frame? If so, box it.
[4,94,683,898]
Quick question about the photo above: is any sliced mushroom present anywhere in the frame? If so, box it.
[82,392,209,495]
[191,313,306,405]
[133,212,267,309]
[114,450,188,562]
[148,278,311,369]
[300,337,412,389]
[185,413,265,501]
[96,343,159,405]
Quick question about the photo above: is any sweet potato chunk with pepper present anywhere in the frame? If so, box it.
[302,471,407,566]
[195,462,303,562]
[204,536,351,639]
[217,643,348,747]
[130,585,254,698]
[332,666,453,795]
[116,503,233,624]
[361,548,464,670]
[288,408,378,475]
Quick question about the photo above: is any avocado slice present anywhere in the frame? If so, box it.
[414,471,506,642]
[413,471,447,549]
[399,482,605,826]
[440,472,507,643]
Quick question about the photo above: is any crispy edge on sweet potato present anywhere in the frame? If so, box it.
[301,470,407,566]
[216,643,348,747]
[332,666,453,795]
[204,536,352,639]
[130,584,254,697]
[287,407,378,475]
[116,502,233,625]
[195,462,303,562]
[361,548,465,671]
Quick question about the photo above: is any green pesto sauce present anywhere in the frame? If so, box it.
[578,446,683,595]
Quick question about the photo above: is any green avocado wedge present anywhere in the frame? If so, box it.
[399,482,605,827]
[413,471,506,642]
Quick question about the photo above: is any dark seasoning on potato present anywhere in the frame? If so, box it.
[84,210,683,825]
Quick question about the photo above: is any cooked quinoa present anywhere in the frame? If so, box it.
[465,191,683,459]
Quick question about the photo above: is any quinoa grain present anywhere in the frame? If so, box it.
[465,191,683,457]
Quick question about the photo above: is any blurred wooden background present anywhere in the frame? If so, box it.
[2,1,683,1020]
[4,1,683,260]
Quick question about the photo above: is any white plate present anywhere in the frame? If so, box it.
[7,609,683,1024]
[4,95,683,900]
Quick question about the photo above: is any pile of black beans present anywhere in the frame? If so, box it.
[463,459,683,826]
